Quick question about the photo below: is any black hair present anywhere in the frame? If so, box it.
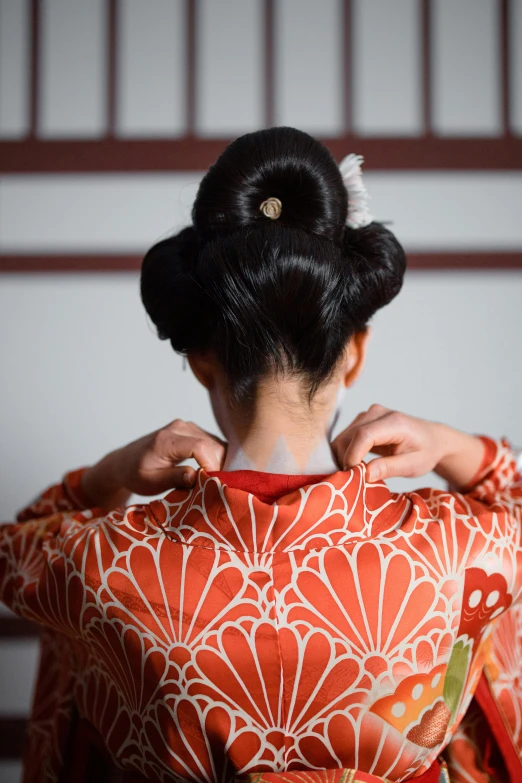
[141,127,406,407]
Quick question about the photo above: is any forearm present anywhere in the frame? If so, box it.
[431,422,486,490]
[80,449,131,510]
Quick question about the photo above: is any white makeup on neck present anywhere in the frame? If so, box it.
[223,446,257,471]
[221,382,346,475]
[303,383,346,473]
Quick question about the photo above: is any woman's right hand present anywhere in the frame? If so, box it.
[81,419,227,509]
[331,404,485,489]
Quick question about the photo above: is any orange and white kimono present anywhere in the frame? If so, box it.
[1,435,522,783]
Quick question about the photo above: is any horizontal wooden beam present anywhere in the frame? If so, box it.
[0,255,143,272]
[0,616,40,638]
[0,253,521,273]
[1,137,522,173]
[0,717,26,759]
[407,252,522,269]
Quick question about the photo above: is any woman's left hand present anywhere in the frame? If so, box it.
[81,419,227,509]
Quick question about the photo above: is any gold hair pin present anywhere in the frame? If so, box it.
[259,197,282,220]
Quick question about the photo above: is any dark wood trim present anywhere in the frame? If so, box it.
[186,0,196,135]
[0,616,39,638]
[500,0,511,136]
[0,255,143,272]
[342,0,352,134]
[0,717,27,760]
[1,252,521,274]
[1,136,522,172]
[106,0,117,136]
[264,0,275,127]
[29,0,39,138]
[422,0,432,135]
[406,252,522,269]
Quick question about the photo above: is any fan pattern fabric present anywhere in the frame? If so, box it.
[1,436,521,782]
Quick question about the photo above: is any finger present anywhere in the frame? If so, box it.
[181,421,228,449]
[183,437,226,471]
[166,419,223,447]
[331,405,390,464]
[366,453,425,482]
[332,404,391,449]
[349,403,390,426]
[197,426,228,448]
[162,430,226,472]
[330,411,367,454]
[135,465,198,495]
[169,465,198,489]
[342,414,406,468]
[341,404,390,436]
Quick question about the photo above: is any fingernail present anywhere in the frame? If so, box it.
[368,465,380,481]
[183,472,193,486]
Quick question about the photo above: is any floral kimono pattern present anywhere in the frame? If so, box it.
[1,435,521,782]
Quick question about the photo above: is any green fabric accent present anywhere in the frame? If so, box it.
[443,638,472,722]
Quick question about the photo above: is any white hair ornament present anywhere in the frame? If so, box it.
[339,153,374,229]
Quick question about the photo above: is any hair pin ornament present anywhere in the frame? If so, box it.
[339,153,374,229]
[260,197,282,220]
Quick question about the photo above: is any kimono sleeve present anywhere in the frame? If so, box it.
[15,466,93,521]
[462,435,522,508]
[445,436,522,607]
[0,467,111,633]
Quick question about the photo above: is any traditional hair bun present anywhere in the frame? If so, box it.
[140,227,208,353]
[141,127,406,405]
[341,222,406,325]
[192,126,348,245]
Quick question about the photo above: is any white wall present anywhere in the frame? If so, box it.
[2,0,522,139]
[2,172,522,254]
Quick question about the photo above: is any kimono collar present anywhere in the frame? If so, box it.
[206,469,332,504]
[149,466,411,554]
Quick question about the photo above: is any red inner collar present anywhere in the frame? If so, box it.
[206,469,331,503]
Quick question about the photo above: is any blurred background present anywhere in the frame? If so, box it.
[0,0,521,780]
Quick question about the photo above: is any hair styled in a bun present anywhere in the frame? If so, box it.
[141,127,406,406]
